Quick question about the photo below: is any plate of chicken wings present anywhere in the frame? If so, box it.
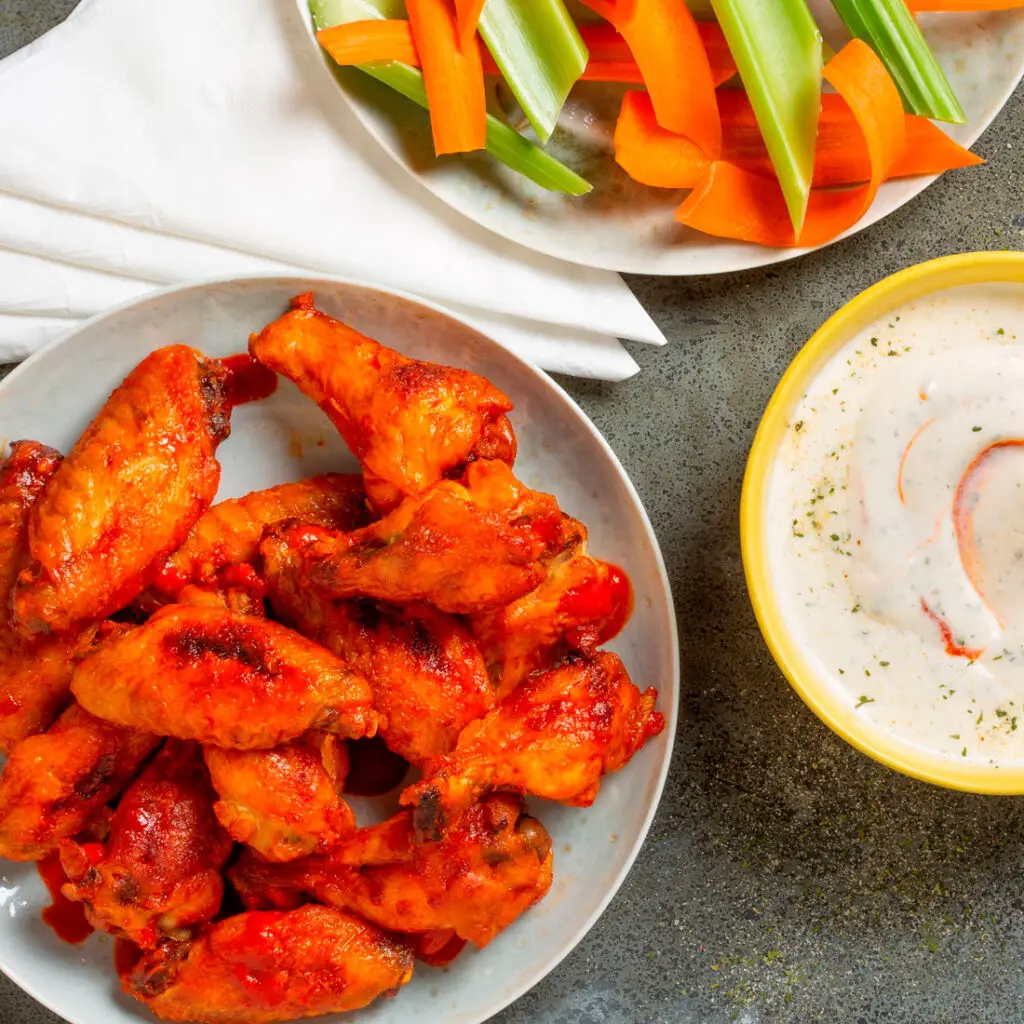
[0,276,677,1024]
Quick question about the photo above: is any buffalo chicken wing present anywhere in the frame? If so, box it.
[0,703,160,861]
[122,905,414,1023]
[71,604,378,749]
[280,459,583,615]
[230,794,552,948]
[249,292,515,511]
[204,735,355,862]
[263,531,493,763]
[403,652,664,840]
[60,740,231,947]
[12,346,230,635]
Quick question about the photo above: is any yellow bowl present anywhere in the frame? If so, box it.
[742,251,1024,795]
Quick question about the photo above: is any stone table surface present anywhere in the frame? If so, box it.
[3,3,1024,1023]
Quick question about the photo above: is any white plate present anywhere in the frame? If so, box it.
[0,276,678,1024]
[297,1,1024,275]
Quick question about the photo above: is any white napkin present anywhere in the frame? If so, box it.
[0,0,667,380]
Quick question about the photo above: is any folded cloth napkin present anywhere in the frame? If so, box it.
[0,0,667,380]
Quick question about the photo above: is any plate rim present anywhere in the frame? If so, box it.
[0,270,680,1024]
[294,0,1024,276]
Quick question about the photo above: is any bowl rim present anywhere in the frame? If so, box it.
[0,271,680,1024]
[741,250,1024,795]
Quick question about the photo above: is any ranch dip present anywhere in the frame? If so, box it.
[767,283,1024,766]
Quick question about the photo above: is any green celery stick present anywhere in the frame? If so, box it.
[830,0,965,123]
[710,0,822,235]
[477,0,587,145]
[309,0,592,194]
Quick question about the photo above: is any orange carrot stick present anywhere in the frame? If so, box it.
[316,21,419,66]
[614,90,706,187]
[907,0,1024,8]
[453,0,487,49]
[407,0,486,155]
[719,91,983,187]
[676,40,906,247]
[586,0,721,155]
[578,22,736,87]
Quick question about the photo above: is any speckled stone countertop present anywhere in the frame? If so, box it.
[3,4,1024,1023]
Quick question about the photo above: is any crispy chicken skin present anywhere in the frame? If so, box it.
[279,459,583,616]
[152,474,369,598]
[0,703,160,861]
[122,905,414,1023]
[402,652,664,840]
[249,293,516,511]
[71,604,379,749]
[230,794,552,948]
[263,532,493,764]
[472,546,633,698]
[59,740,231,948]
[11,347,230,637]
[0,441,89,753]
[204,735,355,862]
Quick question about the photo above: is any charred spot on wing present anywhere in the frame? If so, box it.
[197,358,231,445]
[164,623,273,675]
[412,788,445,844]
[129,940,190,998]
[114,874,143,906]
[71,753,117,802]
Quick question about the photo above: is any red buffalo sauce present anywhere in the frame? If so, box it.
[221,353,278,409]
[559,562,634,646]
[37,852,94,945]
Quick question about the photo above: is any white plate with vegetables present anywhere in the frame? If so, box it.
[297,0,1024,275]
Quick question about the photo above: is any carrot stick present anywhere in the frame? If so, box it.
[907,0,1024,9]
[316,21,419,66]
[407,0,487,155]
[453,0,487,49]
[719,91,983,186]
[587,0,721,155]
[578,22,736,86]
[614,90,706,187]
[676,39,907,247]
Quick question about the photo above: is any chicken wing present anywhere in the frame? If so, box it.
[59,740,232,948]
[204,734,355,862]
[229,794,552,948]
[71,604,379,749]
[12,346,230,636]
[263,531,493,763]
[0,441,92,753]
[402,652,664,840]
[122,905,414,1023]
[279,459,583,615]
[152,474,369,598]
[472,545,633,698]
[0,703,160,861]
[249,293,516,511]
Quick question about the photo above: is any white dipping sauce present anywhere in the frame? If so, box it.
[768,283,1024,766]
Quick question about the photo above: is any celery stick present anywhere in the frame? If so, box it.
[710,0,822,235]
[309,0,592,194]
[830,0,965,123]
[477,0,587,144]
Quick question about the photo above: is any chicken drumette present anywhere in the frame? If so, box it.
[12,346,231,636]
[249,292,516,512]
[0,703,160,861]
[262,531,493,764]
[204,734,355,862]
[122,905,414,1023]
[60,740,232,948]
[71,604,378,749]
[402,652,664,840]
[151,473,369,598]
[277,459,583,616]
[230,793,552,948]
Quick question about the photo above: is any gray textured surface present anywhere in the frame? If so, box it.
[2,4,1024,1023]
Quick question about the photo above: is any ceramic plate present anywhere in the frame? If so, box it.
[0,275,678,1024]
[297,1,1024,275]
